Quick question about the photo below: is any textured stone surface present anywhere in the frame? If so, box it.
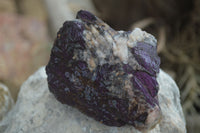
[0,13,49,100]
[0,83,14,120]
[46,10,160,131]
[0,67,186,133]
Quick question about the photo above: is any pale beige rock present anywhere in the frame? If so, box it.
[0,67,186,133]
[0,83,14,121]
[0,13,49,100]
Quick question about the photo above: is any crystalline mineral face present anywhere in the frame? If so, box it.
[46,10,161,131]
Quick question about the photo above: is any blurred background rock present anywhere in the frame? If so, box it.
[0,0,49,101]
[0,0,199,132]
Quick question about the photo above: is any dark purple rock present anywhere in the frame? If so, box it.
[76,10,97,23]
[131,42,160,76]
[46,10,161,131]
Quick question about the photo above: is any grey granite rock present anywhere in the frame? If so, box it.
[0,67,186,133]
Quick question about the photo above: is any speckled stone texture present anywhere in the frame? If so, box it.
[0,67,186,133]
[46,10,161,131]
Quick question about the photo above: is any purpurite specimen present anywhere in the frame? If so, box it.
[46,10,161,131]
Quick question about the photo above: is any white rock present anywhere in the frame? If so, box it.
[0,83,14,121]
[0,67,186,133]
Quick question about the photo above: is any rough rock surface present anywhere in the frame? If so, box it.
[0,67,186,133]
[46,10,161,131]
[0,83,14,120]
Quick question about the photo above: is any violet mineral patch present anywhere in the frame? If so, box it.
[46,10,161,131]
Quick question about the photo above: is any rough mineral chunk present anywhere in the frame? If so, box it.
[46,10,161,131]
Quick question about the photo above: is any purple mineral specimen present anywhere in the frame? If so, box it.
[46,10,161,131]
